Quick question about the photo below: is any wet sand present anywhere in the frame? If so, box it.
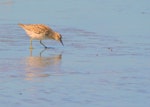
[0,0,150,107]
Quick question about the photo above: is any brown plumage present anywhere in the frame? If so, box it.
[18,23,63,49]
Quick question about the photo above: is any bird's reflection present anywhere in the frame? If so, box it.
[25,49,62,80]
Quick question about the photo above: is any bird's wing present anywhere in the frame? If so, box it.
[19,24,54,35]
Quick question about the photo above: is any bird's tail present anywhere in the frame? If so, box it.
[18,23,25,28]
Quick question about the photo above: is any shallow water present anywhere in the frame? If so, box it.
[0,0,150,107]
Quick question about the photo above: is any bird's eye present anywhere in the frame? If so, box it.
[60,34,62,38]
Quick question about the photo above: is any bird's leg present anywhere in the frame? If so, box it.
[29,39,34,49]
[40,40,48,49]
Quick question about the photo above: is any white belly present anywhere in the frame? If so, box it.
[26,30,48,40]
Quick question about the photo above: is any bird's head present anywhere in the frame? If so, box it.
[53,32,64,46]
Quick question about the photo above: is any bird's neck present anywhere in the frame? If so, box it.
[49,32,57,39]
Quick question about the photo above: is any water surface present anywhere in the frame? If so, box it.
[0,0,150,107]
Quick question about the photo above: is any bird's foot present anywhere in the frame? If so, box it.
[44,47,54,49]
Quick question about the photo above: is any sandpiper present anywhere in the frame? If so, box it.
[18,23,64,49]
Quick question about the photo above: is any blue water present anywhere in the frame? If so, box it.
[0,0,150,107]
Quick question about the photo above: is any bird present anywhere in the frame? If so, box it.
[18,23,64,49]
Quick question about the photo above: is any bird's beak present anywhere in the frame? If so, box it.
[60,39,64,46]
